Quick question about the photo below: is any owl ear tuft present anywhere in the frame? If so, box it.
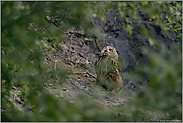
[116,49,120,54]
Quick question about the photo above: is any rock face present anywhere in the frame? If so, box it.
[91,8,176,72]
[58,28,97,75]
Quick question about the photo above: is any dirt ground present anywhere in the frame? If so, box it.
[41,28,170,121]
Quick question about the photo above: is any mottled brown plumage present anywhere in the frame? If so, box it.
[95,46,123,91]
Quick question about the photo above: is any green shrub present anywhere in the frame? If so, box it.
[1,1,182,121]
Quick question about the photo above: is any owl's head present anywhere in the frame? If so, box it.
[100,46,119,59]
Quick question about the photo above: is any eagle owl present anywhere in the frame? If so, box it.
[95,46,123,91]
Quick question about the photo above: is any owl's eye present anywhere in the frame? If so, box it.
[109,49,113,52]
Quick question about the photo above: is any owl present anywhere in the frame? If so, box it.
[95,46,123,91]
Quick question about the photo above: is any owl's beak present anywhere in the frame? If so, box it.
[102,49,110,56]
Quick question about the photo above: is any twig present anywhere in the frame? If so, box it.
[73,72,97,79]
[59,56,97,79]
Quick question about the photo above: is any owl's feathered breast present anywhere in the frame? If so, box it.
[95,55,120,74]
[95,54,122,91]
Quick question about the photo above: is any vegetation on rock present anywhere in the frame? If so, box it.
[1,1,182,121]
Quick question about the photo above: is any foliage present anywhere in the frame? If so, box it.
[91,1,182,46]
[1,1,87,121]
[123,43,182,121]
[1,1,182,122]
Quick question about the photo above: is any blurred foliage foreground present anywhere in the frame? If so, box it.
[1,1,182,122]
